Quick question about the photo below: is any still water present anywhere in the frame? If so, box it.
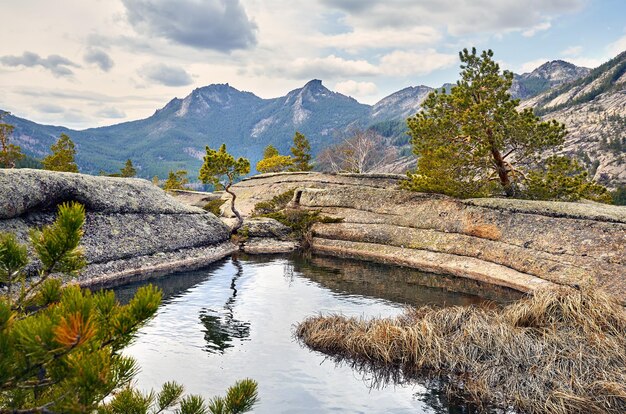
[116,254,520,413]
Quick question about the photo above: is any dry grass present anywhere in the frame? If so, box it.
[296,286,626,414]
[465,223,502,240]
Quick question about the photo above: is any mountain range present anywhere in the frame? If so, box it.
[3,52,624,185]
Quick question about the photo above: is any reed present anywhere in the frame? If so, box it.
[296,286,626,414]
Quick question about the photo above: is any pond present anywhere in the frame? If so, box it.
[116,254,521,413]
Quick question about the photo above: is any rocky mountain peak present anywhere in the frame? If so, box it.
[371,85,433,120]
[525,60,591,82]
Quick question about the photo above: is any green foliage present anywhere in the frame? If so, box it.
[199,144,250,232]
[198,144,250,190]
[120,159,137,177]
[611,185,626,205]
[163,170,190,190]
[203,199,226,216]
[403,48,609,202]
[14,154,42,169]
[0,112,24,169]
[524,156,612,203]
[256,155,293,173]
[289,132,313,171]
[252,189,295,216]
[42,133,79,172]
[263,209,342,239]
[262,145,279,159]
[0,203,259,413]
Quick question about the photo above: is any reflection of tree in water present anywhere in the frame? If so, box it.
[199,258,250,354]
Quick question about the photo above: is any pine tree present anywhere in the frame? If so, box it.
[0,112,24,169]
[120,159,137,177]
[289,132,313,171]
[162,170,190,190]
[42,133,79,173]
[256,145,293,173]
[403,48,584,199]
[198,144,250,232]
[0,202,259,413]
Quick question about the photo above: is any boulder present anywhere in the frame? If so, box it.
[0,169,235,286]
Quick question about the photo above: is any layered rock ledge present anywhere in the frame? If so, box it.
[0,169,236,286]
[225,172,626,303]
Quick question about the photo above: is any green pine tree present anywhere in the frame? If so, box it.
[162,170,190,190]
[402,48,602,200]
[256,145,293,173]
[42,133,79,173]
[198,144,250,232]
[289,132,313,171]
[120,159,137,177]
[0,202,259,413]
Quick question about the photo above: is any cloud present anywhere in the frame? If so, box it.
[320,0,582,36]
[140,63,193,86]
[522,21,551,37]
[561,45,583,57]
[334,80,378,96]
[287,55,379,78]
[122,0,257,52]
[322,26,441,52]
[0,51,80,77]
[84,49,114,72]
[96,107,127,118]
[606,34,626,58]
[34,103,65,114]
[379,50,457,76]
[519,58,549,73]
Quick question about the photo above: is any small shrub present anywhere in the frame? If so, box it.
[264,209,342,240]
[203,199,226,216]
[252,189,295,216]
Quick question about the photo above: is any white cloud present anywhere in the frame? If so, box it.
[379,50,456,76]
[287,55,379,78]
[522,21,551,37]
[606,34,626,58]
[519,58,549,73]
[320,0,582,36]
[561,45,583,57]
[334,80,378,97]
[322,26,441,52]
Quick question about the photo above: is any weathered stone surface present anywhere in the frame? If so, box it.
[242,238,299,254]
[0,169,233,284]
[172,171,626,302]
[221,172,405,217]
[242,217,291,239]
[239,217,298,254]
[0,169,203,219]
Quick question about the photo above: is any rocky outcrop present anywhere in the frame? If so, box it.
[0,169,236,286]
[210,172,625,303]
[222,172,405,217]
[239,217,298,254]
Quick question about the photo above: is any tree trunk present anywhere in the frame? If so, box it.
[224,185,243,233]
[487,128,513,196]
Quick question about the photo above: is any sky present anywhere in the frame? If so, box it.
[0,0,625,129]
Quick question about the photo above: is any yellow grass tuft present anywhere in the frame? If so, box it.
[296,286,626,414]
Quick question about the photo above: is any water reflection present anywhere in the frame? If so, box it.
[199,258,251,354]
[117,254,518,413]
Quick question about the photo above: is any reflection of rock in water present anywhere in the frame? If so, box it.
[291,254,522,306]
[199,258,251,354]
